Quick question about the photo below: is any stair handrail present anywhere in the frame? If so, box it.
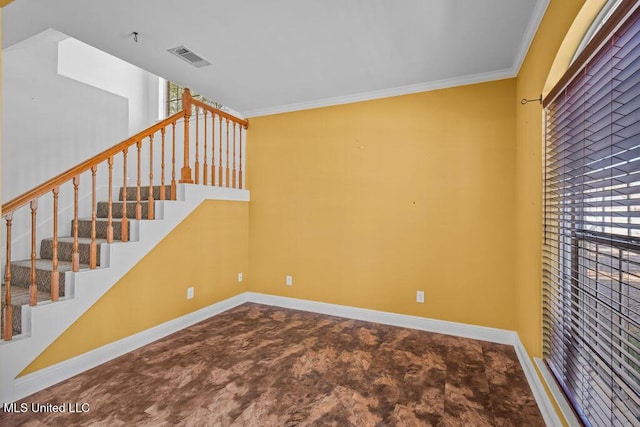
[2,111,183,216]
[2,88,248,340]
[1,89,248,216]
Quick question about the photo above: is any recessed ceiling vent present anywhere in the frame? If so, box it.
[167,45,212,68]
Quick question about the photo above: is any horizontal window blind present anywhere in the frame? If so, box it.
[543,3,640,426]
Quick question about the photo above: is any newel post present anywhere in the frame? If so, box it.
[179,88,194,183]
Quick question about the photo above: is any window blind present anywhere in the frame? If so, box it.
[543,2,640,426]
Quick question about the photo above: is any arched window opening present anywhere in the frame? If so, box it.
[571,0,624,64]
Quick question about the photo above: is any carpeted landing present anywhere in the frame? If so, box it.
[1,303,545,426]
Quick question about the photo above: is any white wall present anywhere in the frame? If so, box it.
[57,37,160,136]
[1,28,161,263]
[2,29,128,203]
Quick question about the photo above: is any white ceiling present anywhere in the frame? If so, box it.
[2,0,549,117]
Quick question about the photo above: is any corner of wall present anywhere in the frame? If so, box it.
[514,0,586,359]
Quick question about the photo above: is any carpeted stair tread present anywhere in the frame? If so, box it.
[1,285,51,338]
[40,237,106,266]
[9,259,80,297]
[40,236,107,245]
[74,218,129,240]
[1,285,52,306]
[11,258,77,272]
[96,201,150,219]
[119,185,171,202]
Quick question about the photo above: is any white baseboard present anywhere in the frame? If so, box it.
[246,292,516,344]
[11,290,562,427]
[12,293,248,402]
[534,358,581,427]
[513,339,563,427]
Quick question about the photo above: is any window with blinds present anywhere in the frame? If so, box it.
[543,2,640,426]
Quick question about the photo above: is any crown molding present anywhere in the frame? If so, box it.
[512,0,551,76]
[241,68,515,118]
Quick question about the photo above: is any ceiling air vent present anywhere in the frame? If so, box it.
[167,45,212,68]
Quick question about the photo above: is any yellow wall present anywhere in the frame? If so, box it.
[22,200,249,374]
[514,0,601,358]
[247,79,518,330]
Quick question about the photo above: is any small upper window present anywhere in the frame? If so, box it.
[165,81,223,117]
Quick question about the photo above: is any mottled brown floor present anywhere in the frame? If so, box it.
[0,303,545,426]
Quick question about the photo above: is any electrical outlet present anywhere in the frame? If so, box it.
[416,290,424,303]
[187,287,194,299]
[238,272,243,282]
[286,275,293,286]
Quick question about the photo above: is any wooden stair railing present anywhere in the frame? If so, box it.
[1,89,248,341]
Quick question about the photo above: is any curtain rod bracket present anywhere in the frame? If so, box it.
[521,94,542,105]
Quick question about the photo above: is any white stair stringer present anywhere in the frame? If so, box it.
[0,184,250,403]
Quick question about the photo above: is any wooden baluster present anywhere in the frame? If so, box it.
[203,110,208,185]
[107,157,114,243]
[122,148,129,242]
[72,177,80,272]
[51,188,60,301]
[4,213,13,340]
[148,135,155,220]
[136,141,142,220]
[179,89,193,183]
[195,106,200,185]
[30,200,38,305]
[239,126,244,189]
[171,123,177,200]
[225,118,230,187]
[160,128,166,201]
[219,115,223,186]
[90,167,97,269]
[232,122,237,189]
[211,113,216,186]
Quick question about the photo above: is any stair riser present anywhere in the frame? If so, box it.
[74,220,129,240]
[119,185,171,202]
[40,239,101,266]
[9,265,66,296]
[96,201,150,220]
